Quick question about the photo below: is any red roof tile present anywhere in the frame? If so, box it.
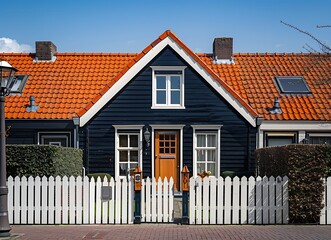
[1,31,330,122]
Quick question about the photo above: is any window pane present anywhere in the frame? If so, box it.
[207,135,216,147]
[197,163,205,174]
[197,149,205,161]
[309,136,331,145]
[130,151,138,162]
[156,90,166,104]
[130,135,138,147]
[197,135,206,147]
[207,163,216,176]
[119,163,128,176]
[119,135,128,147]
[156,76,166,89]
[119,151,128,162]
[171,91,180,104]
[268,137,293,147]
[130,163,138,170]
[170,76,180,89]
[207,150,216,162]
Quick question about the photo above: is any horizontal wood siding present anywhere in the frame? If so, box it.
[85,47,256,176]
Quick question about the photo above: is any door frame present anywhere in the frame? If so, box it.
[150,125,185,191]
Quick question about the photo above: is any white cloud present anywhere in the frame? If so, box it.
[0,37,33,53]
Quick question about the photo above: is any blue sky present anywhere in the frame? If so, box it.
[1,0,330,53]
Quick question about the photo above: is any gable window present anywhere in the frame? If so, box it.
[192,125,222,177]
[38,132,71,147]
[151,66,186,109]
[274,76,311,94]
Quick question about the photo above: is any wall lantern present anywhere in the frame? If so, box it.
[0,60,25,237]
[144,127,151,148]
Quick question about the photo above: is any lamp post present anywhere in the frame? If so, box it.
[0,61,18,237]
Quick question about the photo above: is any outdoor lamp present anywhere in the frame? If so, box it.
[0,61,18,237]
[144,128,151,148]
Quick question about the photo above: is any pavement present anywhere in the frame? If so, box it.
[5,224,331,240]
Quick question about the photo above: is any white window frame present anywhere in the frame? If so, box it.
[265,132,297,147]
[113,125,144,179]
[192,125,222,177]
[38,132,71,147]
[151,66,186,109]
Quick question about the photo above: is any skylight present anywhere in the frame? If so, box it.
[274,76,311,94]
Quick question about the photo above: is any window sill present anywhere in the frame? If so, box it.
[151,106,186,110]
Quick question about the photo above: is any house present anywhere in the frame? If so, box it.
[1,31,330,189]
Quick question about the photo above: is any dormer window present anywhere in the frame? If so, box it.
[151,66,186,109]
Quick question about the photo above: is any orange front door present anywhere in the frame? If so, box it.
[155,131,179,190]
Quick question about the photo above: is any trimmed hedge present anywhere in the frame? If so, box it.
[6,145,83,177]
[256,144,331,223]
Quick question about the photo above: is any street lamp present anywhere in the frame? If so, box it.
[0,61,18,237]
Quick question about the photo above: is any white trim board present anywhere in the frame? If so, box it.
[80,36,256,127]
[260,121,331,131]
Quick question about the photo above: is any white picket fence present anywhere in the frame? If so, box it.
[189,176,289,225]
[7,175,174,225]
[320,177,331,224]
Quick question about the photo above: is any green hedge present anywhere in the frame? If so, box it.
[256,144,331,223]
[6,145,83,177]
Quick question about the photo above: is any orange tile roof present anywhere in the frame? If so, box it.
[1,31,331,121]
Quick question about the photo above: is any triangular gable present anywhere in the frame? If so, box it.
[78,30,258,127]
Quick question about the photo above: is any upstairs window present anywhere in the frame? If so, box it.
[274,76,311,94]
[151,66,186,109]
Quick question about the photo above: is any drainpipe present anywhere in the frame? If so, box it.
[72,116,80,149]
[255,117,263,176]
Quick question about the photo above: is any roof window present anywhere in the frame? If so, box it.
[274,76,311,94]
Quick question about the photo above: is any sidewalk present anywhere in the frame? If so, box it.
[7,224,331,240]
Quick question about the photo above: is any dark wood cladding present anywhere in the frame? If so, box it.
[82,46,257,176]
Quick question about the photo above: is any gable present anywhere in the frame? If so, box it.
[79,31,258,127]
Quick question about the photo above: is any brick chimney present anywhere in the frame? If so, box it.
[213,38,233,64]
[35,41,57,61]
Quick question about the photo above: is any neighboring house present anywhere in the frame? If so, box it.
[1,31,330,189]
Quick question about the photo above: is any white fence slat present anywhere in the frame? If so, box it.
[189,177,196,224]
[62,176,69,224]
[240,176,248,224]
[269,176,275,224]
[202,178,209,224]
[34,176,41,224]
[101,177,109,224]
[55,176,62,224]
[129,177,134,224]
[196,177,202,224]
[14,176,21,224]
[262,176,269,224]
[121,177,128,224]
[151,177,157,222]
[7,176,13,224]
[69,176,76,224]
[48,176,55,224]
[169,177,174,222]
[224,177,231,224]
[327,177,331,224]
[232,177,240,224]
[115,177,121,224]
[320,178,326,224]
[76,176,83,224]
[163,177,169,222]
[282,176,289,224]
[248,176,255,224]
[209,177,216,224]
[41,176,48,224]
[141,178,146,222]
[83,176,90,224]
[21,176,28,224]
[109,178,115,224]
[157,177,162,223]
[145,177,151,222]
[217,177,224,224]
[255,176,262,224]
[89,177,95,224]
[275,176,282,224]
[95,177,102,224]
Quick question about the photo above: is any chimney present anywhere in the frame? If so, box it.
[35,41,57,61]
[213,38,234,64]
